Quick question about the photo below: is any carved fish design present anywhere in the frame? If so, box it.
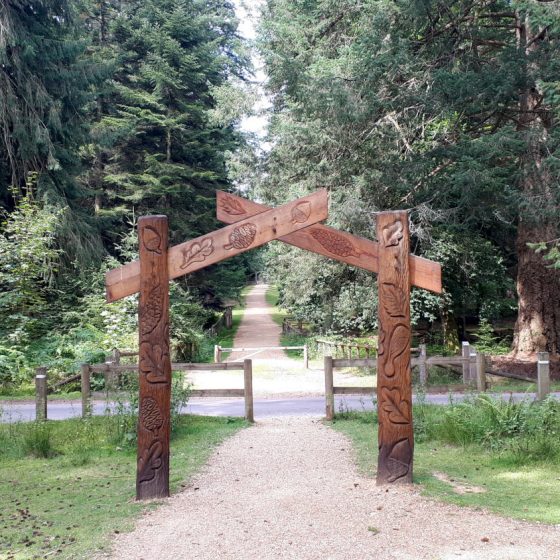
[224,223,257,250]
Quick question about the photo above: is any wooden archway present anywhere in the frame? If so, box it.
[106,189,442,499]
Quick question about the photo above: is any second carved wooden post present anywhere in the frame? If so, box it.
[376,211,413,485]
[137,216,171,500]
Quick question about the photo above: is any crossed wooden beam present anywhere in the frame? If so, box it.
[105,190,442,499]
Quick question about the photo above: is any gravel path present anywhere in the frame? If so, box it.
[107,417,559,560]
[226,284,289,361]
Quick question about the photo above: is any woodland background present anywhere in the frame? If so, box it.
[1,0,560,390]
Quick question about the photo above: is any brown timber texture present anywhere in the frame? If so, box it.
[137,216,171,500]
[216,191,442,294]
[376,211,414,485]
[106,190,329,302]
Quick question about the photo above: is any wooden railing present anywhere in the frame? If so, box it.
[316,339,377,359]
[214,344,308,368]
[35,359,255,423]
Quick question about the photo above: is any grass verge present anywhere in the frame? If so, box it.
[0,415,245,559]
[331,398,560,525]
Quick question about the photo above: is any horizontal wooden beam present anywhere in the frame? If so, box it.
[332,358,377,368]
[190,389,245,398]
[106,190,329,302]
[333,386,375,395]
[217,192,442,294]
[90,362,245,373]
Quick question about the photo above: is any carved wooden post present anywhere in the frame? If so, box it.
[137,216,171,500]
[376,211,413,485]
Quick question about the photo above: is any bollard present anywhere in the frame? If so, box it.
[81,364,91,417]
[304,344,309,369]
[244,359,254,423]
[35,367,47,421]
[468,347,478,386]
[325,356,334,421]
[537,352,550,401]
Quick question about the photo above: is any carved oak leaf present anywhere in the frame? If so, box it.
[224,223,257,250]
[220,195,247,216]
[137,440,163,483]
[140,343,169,384]
[381,283,406,318]
[142,226,162,254]
[141,397,164,432]
[180,238,213,270]
[386,324,409,377]
[381,388,410,424]
[140,286,163,335]
[291,201,312,224]
[382,220,403,247]
[386,438,412,483]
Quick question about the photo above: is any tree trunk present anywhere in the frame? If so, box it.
[512,11,560,356]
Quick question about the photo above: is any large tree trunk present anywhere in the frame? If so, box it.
[512,11,560,356]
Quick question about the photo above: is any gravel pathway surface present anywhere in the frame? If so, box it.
[107,417,559,560]
[227,284,289,361]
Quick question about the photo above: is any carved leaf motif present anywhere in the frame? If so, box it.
[291,201,312,224]
[142,226,162,254]
[386,324,409,377]
[382,220,404,247]
[180,238,214,270]
[381,388,410,424]
[224,223,257,250]
[309,228,359,258]
[140,286,163,335]
[381,283,405,318]
[141,397,164,432]
[220,195,247,216]
[137,440,163,483]
[140,343,169,384]
[386,438,412,483]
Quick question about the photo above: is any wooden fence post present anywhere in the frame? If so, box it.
[81,364,91,417]
[35,367,47,421]
[137,215,171,500]
[468,347,478,386]
[462,342,470,384]
[214,345,220,363]
[244,359,254,423]
[537,352,550,401]
[225,307,233,329]
[376,210,413,485]
[325,356,334,421]
[418,344,427,386]
[476,353,486,392]
[304,344,309,369]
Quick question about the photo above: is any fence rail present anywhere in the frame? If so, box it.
[214,344,308,368]
[35,359,255,423]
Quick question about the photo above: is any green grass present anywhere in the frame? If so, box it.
[0,415,245,559]
[265,284,287,328]
[331,401,560,525]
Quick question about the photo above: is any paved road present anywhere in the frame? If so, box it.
[2,391,558,423]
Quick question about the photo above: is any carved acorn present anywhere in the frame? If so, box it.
[224,223,257,250]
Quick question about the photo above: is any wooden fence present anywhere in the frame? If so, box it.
[214,344,309,368]
[323,344,553,420]
[316,339,378,359]
[35,359,255,423]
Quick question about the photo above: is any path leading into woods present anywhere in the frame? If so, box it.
[107,417,559,560]
[226,284,288,362]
